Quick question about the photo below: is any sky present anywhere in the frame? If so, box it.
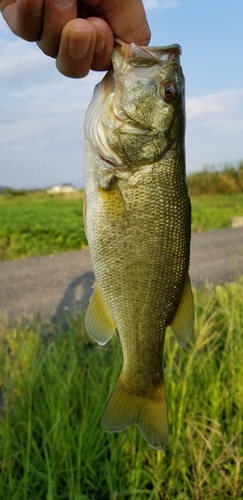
[0,0,243,189]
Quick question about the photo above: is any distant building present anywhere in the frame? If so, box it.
[47,183,77,194]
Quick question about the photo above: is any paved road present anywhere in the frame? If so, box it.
[0,227,243,324]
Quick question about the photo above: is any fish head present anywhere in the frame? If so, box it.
[85,40,185,171]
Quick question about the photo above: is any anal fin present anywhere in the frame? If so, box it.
[85,282,116,345]
[170,273,194,348]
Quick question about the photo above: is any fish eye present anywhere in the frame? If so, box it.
[161,81,178,101]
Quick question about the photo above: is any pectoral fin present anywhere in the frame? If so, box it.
[170,274,194,348]
[85,283,116,345]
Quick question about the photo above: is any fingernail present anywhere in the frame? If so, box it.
[54,0,73,10]
[68,32,92,59]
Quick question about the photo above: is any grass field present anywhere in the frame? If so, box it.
[191,193,243,232]
[1,187,243,261]
[0,280,243,499]
[0,191,87,261]
[1,167,242,497]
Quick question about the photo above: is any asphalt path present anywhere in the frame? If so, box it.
[0,227,243,324]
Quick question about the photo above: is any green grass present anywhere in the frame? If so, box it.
[191,193,243,232]
[0,280,243,499]
[1,187,243,262]
[0,191,87,261]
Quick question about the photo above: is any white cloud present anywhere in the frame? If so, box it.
[0,30,104,187]
[1,18,243,186]
[0,40,48,82]
[186,88,243,173]
[0,75,101,149]
[143,0,180,10]
[186,89,243,132]
[0,32,102,151]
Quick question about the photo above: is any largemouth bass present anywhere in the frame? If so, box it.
[84,40,194,451]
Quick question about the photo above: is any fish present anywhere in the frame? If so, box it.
[83,39,194,451]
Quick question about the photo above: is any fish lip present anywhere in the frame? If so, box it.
[114,38,182,64]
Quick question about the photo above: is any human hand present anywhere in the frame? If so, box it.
[0,0,151,77]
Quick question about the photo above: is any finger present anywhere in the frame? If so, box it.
[1,0,43,41]
[56,18,98,78]
[88,17,114,72]
[37,0,77,58]
[100,0,151,46]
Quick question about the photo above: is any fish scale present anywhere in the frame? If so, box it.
[84,40,194,450]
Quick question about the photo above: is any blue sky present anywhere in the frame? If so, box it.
[0,0,243,189]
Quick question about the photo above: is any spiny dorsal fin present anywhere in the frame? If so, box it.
[85,282,116,345]
[169,273,194,348]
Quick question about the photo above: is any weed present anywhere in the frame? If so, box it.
[188,161,243,196]
[0,191,87,261]
[0,280,242,498]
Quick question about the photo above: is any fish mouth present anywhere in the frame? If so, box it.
[114,38,181,66]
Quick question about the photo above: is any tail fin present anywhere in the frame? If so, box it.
[101,376,168,450]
